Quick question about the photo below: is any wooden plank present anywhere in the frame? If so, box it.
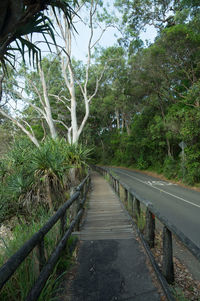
[80,174,134,241]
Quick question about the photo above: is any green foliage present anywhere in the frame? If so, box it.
[172,286,190,301]
[0,137,92,223]
[0,209,76,301]
[31,138,69,182]
[136,211,146,232]
[136,157,149,170]
[163,157,179,179]
[0,211,50,300]
[183,145,200,184]
[0,1,77,69]
[88,9,200,187]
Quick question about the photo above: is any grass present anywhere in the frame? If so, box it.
[104,173,110,183]
[136,211,146,232]
[172,286,190,301]
[0,214,50,300]
[0,209,78,301]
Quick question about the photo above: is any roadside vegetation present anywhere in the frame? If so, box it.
[0,136,90,300]
[1,0,200,300]
[87,1,200,187]
[0,137,90,224]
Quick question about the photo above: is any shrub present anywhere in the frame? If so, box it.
[0,137,92,223]
[136,156,149,170]
[163,156,178,179]
[0,208,76,301]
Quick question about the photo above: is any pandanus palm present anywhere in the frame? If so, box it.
[0,0,77,69]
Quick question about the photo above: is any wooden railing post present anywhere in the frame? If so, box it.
[37,238,46,272]
[124,188,128,205]
[60,210,67,237]
[117,180,120,196]
[128,193,133,214]
[114,179,117,192]
[133,197,140,220]
[162,226,174,284]
[75,189,83,231]
[144,208,155,248]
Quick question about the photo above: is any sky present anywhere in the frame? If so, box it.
[71,25,157,63]
[70,12,157,62]
[49,1,158,63]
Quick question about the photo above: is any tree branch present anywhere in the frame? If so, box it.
[0,108,40,147]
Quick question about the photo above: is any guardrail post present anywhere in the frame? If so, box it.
[75,190,83,231]
[117,180,120,195]
[127,191,131,212]
[144,209,155,248]
[114,179,117,192]
[124,188,128,205]
[37,238,46,272]
[119,185,122,199]
[110,175,113,187]
[133,197,140,220]
[130,193,134,216]
[112,177,115,189]
[60,210,67,237]
[162,226,174,284]
[112,178,115,190]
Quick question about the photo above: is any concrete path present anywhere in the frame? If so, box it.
[65,172,163,301]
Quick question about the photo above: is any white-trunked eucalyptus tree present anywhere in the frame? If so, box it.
[0,62,58,148]
[0,0,114,146]
[52,0,112,144]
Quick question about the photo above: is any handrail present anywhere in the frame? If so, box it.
[95,166,200,283]
[0,173,91,300]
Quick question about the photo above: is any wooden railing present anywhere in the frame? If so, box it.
[0,173,90,301]
[95,166,200,284]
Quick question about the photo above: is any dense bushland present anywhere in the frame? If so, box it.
[85,18,200,186]
[0,137,91,224]
[0,137,91,300]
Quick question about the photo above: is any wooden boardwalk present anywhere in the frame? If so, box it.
[80,171,134,240]
[66,172,162,300]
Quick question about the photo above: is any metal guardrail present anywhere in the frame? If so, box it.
[95,166,200,285]
[0,173,91,301]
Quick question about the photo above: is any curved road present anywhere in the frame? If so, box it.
[107,167,200,249]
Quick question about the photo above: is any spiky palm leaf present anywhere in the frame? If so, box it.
[0,0,78,70]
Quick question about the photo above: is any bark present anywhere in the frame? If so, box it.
[115,109,120,130]
[159,96,172,157]
[121,112,125,130]
[0,108,40,147]
[55,2,108,144]
[125,118,131,136]
[38,64,57,139]
[46,176,53,211]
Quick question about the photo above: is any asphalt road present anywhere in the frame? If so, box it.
[107,167,200,249]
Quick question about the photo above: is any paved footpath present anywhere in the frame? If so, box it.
[65,172,163,301]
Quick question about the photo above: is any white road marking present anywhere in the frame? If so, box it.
[144,181,177,186]
[114,170,200,209]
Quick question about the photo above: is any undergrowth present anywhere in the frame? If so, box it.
[0,210,77,301]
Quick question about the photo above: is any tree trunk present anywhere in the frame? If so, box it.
[46,176,53,211]
[39,64,57,140]
[166,137,172,157]
[159,97,172,157]
[0,108,40,147]
[125,118,131,136]
[121,112,125,130]
[115,109,120,129]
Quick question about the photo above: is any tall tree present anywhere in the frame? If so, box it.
[53,0,113,144]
